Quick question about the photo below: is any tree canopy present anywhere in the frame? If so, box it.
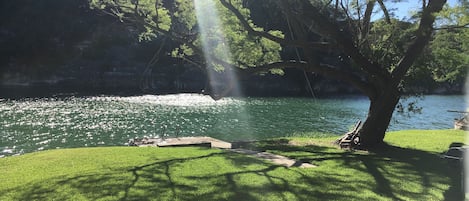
[90,0,283,71]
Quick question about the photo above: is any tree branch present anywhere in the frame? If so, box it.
[391,0,447,84]
[218,0,329,49]
[376,0,391,23]
[433,22,469,30]
[236,61,374,97]
[296,0,391,81]
[362,0,376,40]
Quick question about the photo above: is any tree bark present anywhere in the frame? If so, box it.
[358,86,400,148]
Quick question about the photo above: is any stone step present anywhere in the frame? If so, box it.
[230,149,316,168]
[131,137,315,168]
[132,136,232,149]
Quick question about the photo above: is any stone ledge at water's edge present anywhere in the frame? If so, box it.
[129,136,316,168]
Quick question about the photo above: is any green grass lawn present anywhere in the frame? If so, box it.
[0,130,466,201]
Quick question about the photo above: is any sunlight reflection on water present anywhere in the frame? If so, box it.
[87,94,239,107]
[0,94,465,157]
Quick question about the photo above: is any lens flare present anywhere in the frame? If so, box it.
[193,0,252,138]
[193,0,241,98]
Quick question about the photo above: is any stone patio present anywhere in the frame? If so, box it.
[130,136,316,168]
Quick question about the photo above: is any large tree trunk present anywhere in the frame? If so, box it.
[358,87,400,148]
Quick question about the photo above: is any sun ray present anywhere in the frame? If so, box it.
[193,0,241,98]
[193,0,252,137]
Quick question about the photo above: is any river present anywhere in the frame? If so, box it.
[0,94,466,156]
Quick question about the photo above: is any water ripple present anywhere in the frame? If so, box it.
[0,94,464,156]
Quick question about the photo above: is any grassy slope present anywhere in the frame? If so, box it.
[0,130,466,201]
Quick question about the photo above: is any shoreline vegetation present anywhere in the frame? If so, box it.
[0,129,466,200]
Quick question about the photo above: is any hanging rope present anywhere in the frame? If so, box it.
[139,37,167,92]
[285,12,316,99]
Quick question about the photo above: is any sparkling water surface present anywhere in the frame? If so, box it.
[0,94,465,157]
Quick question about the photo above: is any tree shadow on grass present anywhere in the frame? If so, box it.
[368,144,463,201]
[255,140,463,201]
[1,143,463,201]
[2,150,278,201]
